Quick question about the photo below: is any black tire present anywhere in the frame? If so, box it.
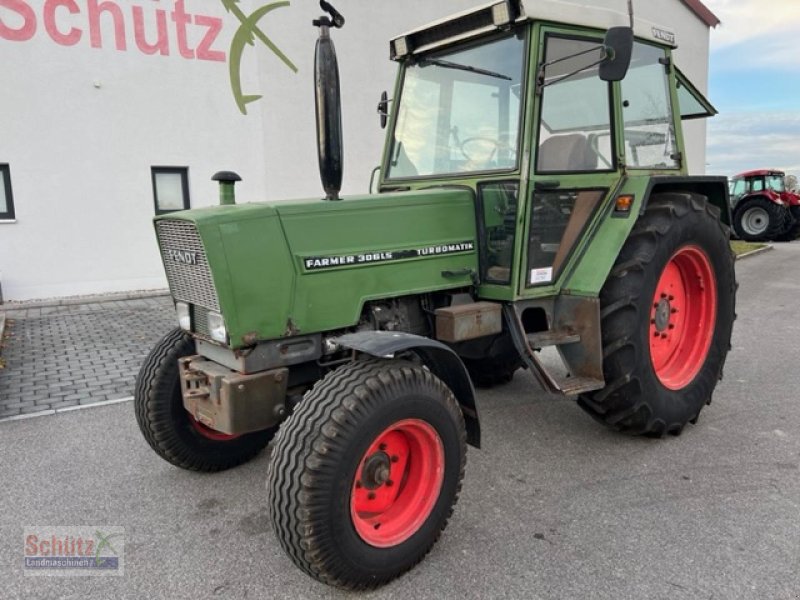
[775,206,800,242]
[134,328,276,472]
[732,197,788,241]
[462,335,523,388]
[267,359,466,590]
[578,192,736,436]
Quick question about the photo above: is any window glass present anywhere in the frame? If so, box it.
[537,36,614,173]
[621,43,678,169]
[677,83,708,119]
[0,164,15,220]
[766,174,785,192]
[676,68,716,120]
[730,179,745,198]
[387,33,525,179]
[751,178,764,193]
[152,168,189,214]
[527,189,606,286]
[479,182,519,284]
[0,173,7,214]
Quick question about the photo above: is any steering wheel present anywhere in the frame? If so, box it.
[459,136,516,165]
[460,137,507,164]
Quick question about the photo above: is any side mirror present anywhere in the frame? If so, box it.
[377,91,389,129]
[599,27,633,82]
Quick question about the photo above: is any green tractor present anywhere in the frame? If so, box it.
[135,0,736,590]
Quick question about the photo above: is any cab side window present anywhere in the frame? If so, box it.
[536,36,614,173]
[621,43,678,169]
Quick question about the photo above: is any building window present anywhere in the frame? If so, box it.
[0,164,15,220]
[151,167,190,215]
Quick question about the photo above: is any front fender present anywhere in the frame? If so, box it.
[335,331,481,448]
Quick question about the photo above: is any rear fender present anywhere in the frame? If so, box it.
[644,176,732,226]
[335,331,481,448]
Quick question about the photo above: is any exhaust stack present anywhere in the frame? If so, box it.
[212,171,242,205]
[313,1,345,201]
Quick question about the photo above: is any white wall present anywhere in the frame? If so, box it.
[0,0,272,300]
[0,0,711,301]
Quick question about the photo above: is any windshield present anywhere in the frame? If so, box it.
[386,32,526,180]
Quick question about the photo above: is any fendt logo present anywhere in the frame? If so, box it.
[0,0,297,115]
[166,249,199,265]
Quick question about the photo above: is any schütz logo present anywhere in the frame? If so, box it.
[223,0,298,115]
[167,249,199,265]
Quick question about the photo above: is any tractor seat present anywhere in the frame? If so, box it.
[537,134,598,172]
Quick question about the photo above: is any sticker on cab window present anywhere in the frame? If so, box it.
[530,267,553,285]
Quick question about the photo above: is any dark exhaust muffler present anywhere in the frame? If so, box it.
[313,1,345,201]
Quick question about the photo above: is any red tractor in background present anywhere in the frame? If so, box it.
[730,169,800,242]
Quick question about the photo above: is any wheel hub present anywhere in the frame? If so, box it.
[360,452,392,489]
[350,419,444,548]
[654,298,671,332]
[742,207,769,235]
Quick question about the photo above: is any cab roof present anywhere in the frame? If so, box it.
[391,0,689,60]
[733,169,785,179]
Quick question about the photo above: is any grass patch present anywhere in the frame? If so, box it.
[730,241,767,256]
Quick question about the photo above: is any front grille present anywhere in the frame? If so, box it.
[156,220,220,312]
[191,304,211,338]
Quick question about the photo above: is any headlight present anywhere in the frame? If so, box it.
[175,302,191,331]
[207,311,228,344]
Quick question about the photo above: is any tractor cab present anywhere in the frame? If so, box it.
[378,1,720,303]
[374,1,726,395]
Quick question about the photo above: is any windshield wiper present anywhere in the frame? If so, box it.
[418,58,511,81]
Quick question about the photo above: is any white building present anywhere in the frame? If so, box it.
[0,0,718,301]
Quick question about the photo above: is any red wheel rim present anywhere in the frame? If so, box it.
[350,419,444,548]
[189,415,241,441]
[649,245,717,390]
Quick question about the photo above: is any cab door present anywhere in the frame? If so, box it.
[521,27,623,296]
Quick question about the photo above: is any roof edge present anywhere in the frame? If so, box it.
[680,0,721,28]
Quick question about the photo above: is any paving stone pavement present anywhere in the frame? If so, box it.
[0,296,176,419]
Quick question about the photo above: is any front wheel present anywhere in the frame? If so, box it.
[578,192,736,436]
[267,359,466,590]
[134,329,276,472]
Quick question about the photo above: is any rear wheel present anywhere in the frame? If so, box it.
[733,197,788,241]
[578,192,736,436]
[134,328,276,472]
[775,206,800,242]
[267,359,466,590]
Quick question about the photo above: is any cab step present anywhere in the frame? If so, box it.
[553,375,605,395]
[527,330,581,348]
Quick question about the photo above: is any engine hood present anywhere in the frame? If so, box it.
[154,189,479,348]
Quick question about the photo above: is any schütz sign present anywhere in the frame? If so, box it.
[0,1,227,60]
[0,0,297,114]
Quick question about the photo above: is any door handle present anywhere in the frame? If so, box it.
[534,180,561,191]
